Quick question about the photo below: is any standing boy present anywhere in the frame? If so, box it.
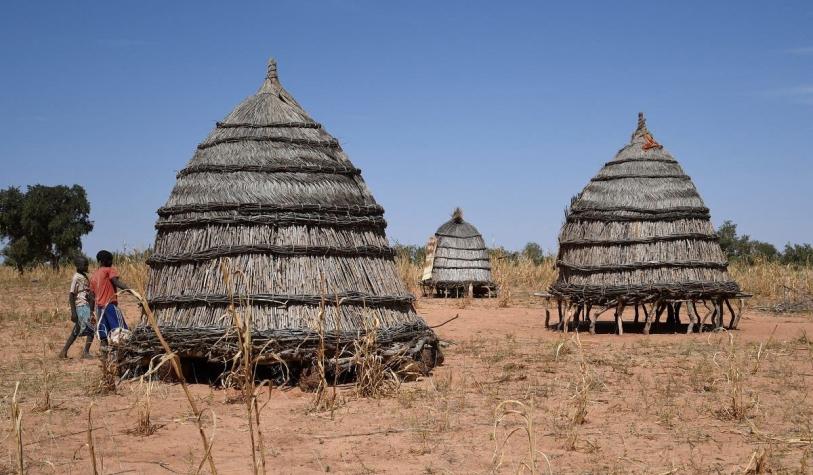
[58,255,95,359]
[89,250,130,347]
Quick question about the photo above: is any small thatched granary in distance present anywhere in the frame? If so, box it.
[118,58,442,382]
[420,208,496,297]
[549,113,747,335]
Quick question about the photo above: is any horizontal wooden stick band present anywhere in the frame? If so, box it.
[176,163,361,178]
[571,205,709,215]
[157,202,384,217]
[424,279,496,286]
[148,292,414,307]
[549,281,741,304]
[591,174,690,181]
[435,233,482,239]
[147,244,395,266]
[559,233,720,248]
[429,265,493,270]
[197,136,340,150]
[556,260,729,273]
[118,322,437,366]
[567,206,710,222]
[155,213,387,230]
[567,212,711,222]
[216,121,321,129]
[604,157,678,166]
[433,245,489,251]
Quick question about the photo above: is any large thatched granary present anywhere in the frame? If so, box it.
[420,208,496,297]
[549,113,746,335]
[119,58,442,380]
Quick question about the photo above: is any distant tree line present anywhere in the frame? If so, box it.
[2,186,810,272]
[717,220,813,265]
[395,221,812,267]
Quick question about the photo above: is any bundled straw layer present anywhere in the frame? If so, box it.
[550,113,741,304]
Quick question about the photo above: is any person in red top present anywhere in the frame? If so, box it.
[89,250,130,347]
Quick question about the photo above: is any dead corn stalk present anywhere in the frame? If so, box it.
[121,287,218,475]
[11,382,24,475]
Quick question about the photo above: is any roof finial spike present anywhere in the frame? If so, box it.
[632,111,650,140]
[452,207,463,223]
[266,57,278,80]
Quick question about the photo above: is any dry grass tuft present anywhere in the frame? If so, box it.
[354,313,399,399]
[32,364,51,413]
[714,333,756,421]
[491,400,551,474]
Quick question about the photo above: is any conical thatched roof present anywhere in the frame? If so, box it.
[421,208,494,293]
[550,113,740,305]
[120,59,441,376]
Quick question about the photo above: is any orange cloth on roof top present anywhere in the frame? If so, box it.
[90,266,120,307]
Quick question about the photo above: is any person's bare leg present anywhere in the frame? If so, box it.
[82,336,94,358]
[59,324,79,358]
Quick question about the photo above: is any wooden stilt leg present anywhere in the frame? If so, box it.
[667,303,676,333]
[655,303,666,324]
[634,305,640,323]
[563,303,575,334]
[544,306,551,328]
[567,304,582,330]
[715,299,724,331]
[643,303,653,335]
[557,299,564,331]
[724,299,737,329]
[687,301,698,334]
[700,303,716,333]
[732,298,744,329]
[468,283,474,298]
[615,301,625,335]
[674,302,682,325]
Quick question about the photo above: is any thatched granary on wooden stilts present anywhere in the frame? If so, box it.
[420,208,496,298]
[118,58,442,382]
[548,113,748,335]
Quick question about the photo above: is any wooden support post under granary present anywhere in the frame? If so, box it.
[546,113,749,335]
[113,58,442,382]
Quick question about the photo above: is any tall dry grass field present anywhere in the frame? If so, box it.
[398,253,812,309]
[730,258,813,310]
[1,254,810,312]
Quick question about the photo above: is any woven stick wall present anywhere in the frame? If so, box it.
[550,113,741,305]
[421,208,495,294]
[119,58,441,375]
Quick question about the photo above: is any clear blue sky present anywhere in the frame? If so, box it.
[1,1,810,254]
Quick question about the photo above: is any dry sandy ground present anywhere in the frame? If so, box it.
[1,293,813,474]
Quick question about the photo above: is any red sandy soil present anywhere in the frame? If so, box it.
[1,296,812,474]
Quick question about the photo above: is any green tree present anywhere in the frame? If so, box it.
[781,243,813,266]
[716,220,778,263]
[392,243,426,265]
[0,185,93,272]
[521,242,545,264]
